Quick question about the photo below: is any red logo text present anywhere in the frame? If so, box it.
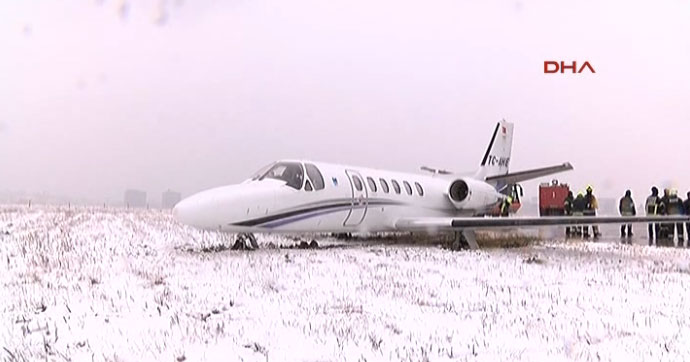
[544,61,596,74]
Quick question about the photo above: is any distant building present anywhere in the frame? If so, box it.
[161,190,181,209]
[124,189,147,208]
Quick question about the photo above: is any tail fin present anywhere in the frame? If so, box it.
[475,120,514,180]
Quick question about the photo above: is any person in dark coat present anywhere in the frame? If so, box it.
[572,192,587,237]
[664,189,685,246]
[657,188,672,241]
[619,190,636,242]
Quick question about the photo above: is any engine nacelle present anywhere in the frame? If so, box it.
[448,178,503,211]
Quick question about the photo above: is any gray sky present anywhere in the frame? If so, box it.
[1,0,689,204]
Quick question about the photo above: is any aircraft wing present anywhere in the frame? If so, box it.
[484,162,574,184]
[395,215,690,231]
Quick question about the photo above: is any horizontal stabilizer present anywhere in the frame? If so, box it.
[485,162,573,184]
[396,215,690,231]
[420,166,454,175]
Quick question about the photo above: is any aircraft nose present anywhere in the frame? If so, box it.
[172,198,192,225]
[173,194,209,227]
[172,184,274,230]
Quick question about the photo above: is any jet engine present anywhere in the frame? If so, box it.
[448,178,502,211]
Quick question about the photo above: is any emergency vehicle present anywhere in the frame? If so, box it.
[539,180,571,216]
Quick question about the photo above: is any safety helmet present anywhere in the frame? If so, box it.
[578,192,584,197]
[586,185,593,192]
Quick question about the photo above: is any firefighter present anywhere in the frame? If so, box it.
[583,185,601,238]
[572,192,586,237]
[500,196,512,217]
[618,189,636,241]
[658,188,671,241]
[659,189,670,214]
[664,189,685,246]
[564,191,574,237]
[645,186,660,245]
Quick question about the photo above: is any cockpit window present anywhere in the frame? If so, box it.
[305,163,325,191]
[250,162,274,181]
[259,162,304,189]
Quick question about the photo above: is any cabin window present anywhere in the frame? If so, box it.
[305,163,325,190]
[305,180,313,191]
[415,182,424,196]
[379,178,389,193]
[366,177,377,192]
[259,162,304,189]
[352,175,363,191]
[391,180,401,194]
[403,181,413,195]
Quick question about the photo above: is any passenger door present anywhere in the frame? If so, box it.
[343,170,368,226]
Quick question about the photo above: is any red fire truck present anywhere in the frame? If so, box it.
[539,180,571,216]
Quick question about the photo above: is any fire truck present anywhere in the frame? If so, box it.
[539,179,571,216]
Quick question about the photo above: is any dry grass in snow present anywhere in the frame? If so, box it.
[1,206,690,361]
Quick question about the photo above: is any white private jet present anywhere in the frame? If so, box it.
[174,120,689,249]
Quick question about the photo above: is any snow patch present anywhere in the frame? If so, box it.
[2,206,690,361]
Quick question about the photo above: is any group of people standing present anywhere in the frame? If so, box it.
[563,185,601,239]
[643,186,690,246]
[562,186,690,246]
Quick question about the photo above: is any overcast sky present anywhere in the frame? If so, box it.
[1,0,689,204]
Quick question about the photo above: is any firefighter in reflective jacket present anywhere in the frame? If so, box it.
[661,189,685,246]
[618,190,636,241]
[500,196,512,217]
[564,191,574,237]
[657,188,671,241]
[583,185,601,238]
[645,186,660,245]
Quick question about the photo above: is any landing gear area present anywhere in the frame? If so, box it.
[231,233,321,250]
[188,230,538,253]
[228,231,485,252]
[448,230,479,251]
[332,232,354,240]
[283,239,320,249]
[231,233,259,250]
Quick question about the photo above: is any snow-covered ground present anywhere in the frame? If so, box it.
[2,206,690,361]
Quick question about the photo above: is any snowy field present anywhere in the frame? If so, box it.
[2,206,690,361]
